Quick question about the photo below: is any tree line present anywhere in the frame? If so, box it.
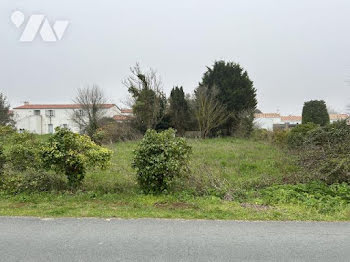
[2,60,348,141]
[123,60,258,139]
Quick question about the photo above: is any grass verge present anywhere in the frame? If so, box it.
[0,192,349,221]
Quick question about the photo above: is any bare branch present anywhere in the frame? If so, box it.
[71,85,108,137]
[195,86,231,138]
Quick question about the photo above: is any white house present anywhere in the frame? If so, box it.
[254,113,349,130]
[13,102,122,134]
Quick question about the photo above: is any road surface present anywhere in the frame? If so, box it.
[0,217,349,261]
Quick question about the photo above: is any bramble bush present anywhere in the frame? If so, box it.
[133,129,192,194]
[290,121,350,184]
[287,123,318,148]
[41,127,112,188]
[300,121,350,184]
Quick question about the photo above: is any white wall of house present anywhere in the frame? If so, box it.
[253,117,282,130]
[13,105,121,134]
[255,114,348,130]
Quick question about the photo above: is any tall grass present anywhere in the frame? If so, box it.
[84,138,300,195]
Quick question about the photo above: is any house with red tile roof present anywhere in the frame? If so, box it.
[254,113,349,130]
[13,102,122,134]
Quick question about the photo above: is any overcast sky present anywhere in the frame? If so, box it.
[1,0,350,114]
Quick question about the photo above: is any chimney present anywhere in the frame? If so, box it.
[23,101,30,105]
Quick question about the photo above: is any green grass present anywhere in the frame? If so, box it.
[1,138,349,221]
[84,138,300,194]
[0,192,349,221]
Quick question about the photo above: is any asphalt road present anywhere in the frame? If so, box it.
[0,217,349,262]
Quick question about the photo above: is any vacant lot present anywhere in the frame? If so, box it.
[0,138,349,221]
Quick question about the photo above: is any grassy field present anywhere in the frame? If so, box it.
[84,138,299,194]
[1,138,349,221]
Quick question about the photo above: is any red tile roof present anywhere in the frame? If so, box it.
[329,114,349,120]
[14,104,116,110]
[281,115,302,122]
[120,108,133,114]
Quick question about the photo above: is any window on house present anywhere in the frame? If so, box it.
[63,124,68,128]
[48,124,54,134]
[34,110,41,116]
[46,110,55,117]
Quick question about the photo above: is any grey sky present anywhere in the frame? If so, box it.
[1,0,349,114]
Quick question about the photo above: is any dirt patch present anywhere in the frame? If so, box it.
[154,202,198,210]
[240,203,271,211]
[11,202,28,208]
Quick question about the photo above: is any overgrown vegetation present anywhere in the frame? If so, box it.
[296,121,350,184]
[257,182,350,214]
[0,132,349,220]
[133,129,192,194]
[253,121,350,185]
[41,127,112,188]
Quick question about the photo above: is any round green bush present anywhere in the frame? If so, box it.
[132,129,192,194]
[41,127,112,188]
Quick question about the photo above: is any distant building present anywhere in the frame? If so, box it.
[113,108,134,122]
[254,113,349,131]
[13,102,123,134]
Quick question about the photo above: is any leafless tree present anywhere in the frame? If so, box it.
[195,86,231,138]
[123,63,166,131]
[327,106,339,114]
[71,85,108,138]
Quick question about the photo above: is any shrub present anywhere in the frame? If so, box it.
[0,171,67,194]
[302,100,330,126]
[251,129,272,142]
[96,121,142,144]
[297,121,350,184]
[0,125,15,143]
[132,129,192,194]
[272,129,289,146]
[4,132,43,172]
[287,123,318,148]
[42,127,112,188]
[0,170,67,194]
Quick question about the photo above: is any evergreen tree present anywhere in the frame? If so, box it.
[302,100,330,126]
[168,86,190,136]
[199,60,257,135]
